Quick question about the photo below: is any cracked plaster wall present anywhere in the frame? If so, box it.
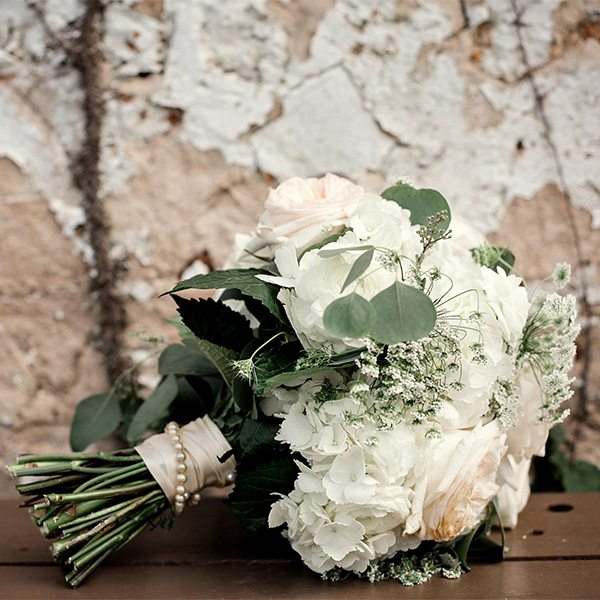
[1,0,599,495]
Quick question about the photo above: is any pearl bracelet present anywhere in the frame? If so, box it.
[165,421,201,516]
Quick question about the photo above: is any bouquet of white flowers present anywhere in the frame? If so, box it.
[8,175,578,587]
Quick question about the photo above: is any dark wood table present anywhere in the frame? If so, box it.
[1,493,598,599]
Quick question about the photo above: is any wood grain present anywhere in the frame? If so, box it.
[1,493,599,599]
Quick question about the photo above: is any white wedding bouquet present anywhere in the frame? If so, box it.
[9,175,578,587]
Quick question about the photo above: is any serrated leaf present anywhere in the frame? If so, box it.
[158,344,219,377]
[318,245,373,258]
[341,248,374,292]
[126,375,179,444]
[227,456,298,531]
[323,292,376,339]
[369,281,436,344]
[163,269,287,323]
[236,419,278,458]
[172,295,253,352]
[382,183,451,232]
[195,339,237,391]
[70,392,122,451]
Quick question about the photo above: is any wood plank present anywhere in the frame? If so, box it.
[1,493,598,566]
[505,492,600,560]
[2,560,599,600]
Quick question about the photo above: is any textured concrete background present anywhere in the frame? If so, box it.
[1,0,599,496]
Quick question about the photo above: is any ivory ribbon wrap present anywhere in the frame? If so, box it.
[135,416,236,505]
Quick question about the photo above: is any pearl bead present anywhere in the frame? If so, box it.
[176,485,186,495]
[176,463,187,473]
[174,502,184,514]
[183,491,191,501]
[174,442,183,451]
[226,472,236,483]
[176,473,187,483]
[171,434,180,443]
[174,494,185,504]
[176,452,186,462]
[192,493,201,503]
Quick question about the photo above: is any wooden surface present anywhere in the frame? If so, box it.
[1,493,599,599]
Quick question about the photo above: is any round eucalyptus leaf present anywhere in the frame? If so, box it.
[369,281,437,344]
[323,293,376,339]
[381,183,451,232]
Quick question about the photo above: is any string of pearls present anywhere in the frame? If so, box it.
[165,421,202,516]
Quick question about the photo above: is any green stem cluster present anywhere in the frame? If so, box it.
[7,449,170,588]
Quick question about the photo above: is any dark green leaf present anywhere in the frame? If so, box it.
[158,344,219,377]
[382,183,451,232]
[126,375,179,444]
[195,339,237,391]
[70,392,122,452]
[172,295,253,352]
[369,281,436,344]
[227,456,298,531]
[236,419,279,458]
[341,248,374,292]
[163,269,287,323]
[323,293,376,339]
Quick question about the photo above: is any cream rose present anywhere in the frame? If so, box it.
[257,173,365,252]
[496,454,531,529]
[506,365,551,460]
[411,421,507,542]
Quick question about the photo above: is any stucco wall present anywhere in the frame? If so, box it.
[1,0,599,495]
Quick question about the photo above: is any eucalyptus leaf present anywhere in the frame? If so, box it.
[369,281,436,344]
[70,392,122,452]
[323,292,376,339]
[382,183,451,232]
[319,245,373,258]
[341,248,374,292]
[126,375,179,444]
[300,229,348,258]
[262,348,363,391]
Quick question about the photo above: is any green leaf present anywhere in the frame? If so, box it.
[323,292,376,339]
[163,269,287,323]
[236,419,279,458]
[382,183,451,232]
[341,248,374,292]
[300,229,348,258]
[158,344,219,377]
[369,281,436,344]
[70,392,122,452]
[318,245,373,258]
[195,339,237,391]
[126,375,179,444]
[227,456,298,531]
[172,295,253,352]
[261,348,363,391]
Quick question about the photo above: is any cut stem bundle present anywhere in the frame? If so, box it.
[7,449,171,588]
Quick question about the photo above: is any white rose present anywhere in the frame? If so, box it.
[506,365,551,459]
[258,173,365,252]
[480,266,530,346]
[412,421,507,542]
[496,454,531,529]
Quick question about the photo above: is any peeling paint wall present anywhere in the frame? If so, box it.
[1,0,599,495]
